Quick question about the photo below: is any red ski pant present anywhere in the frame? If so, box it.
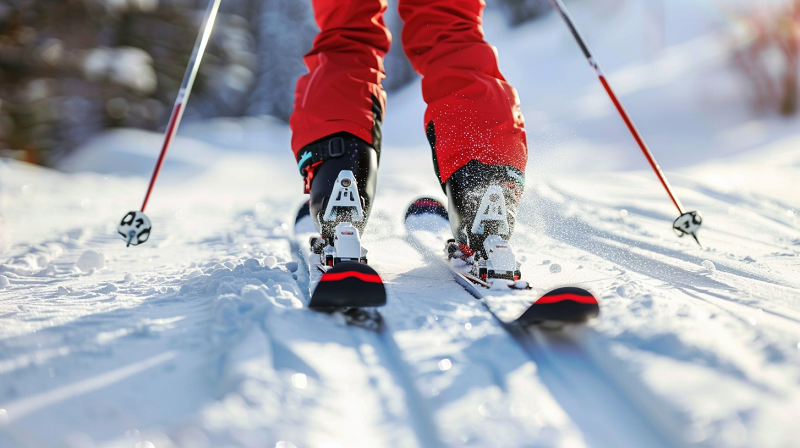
[290,0,527,184]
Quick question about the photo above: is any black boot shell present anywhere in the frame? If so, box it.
[305,133,378,240]
[444,160,524,257]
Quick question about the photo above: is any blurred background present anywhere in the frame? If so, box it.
[0,0,797,167]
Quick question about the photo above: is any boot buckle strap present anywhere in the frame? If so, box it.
[326,137,346,158]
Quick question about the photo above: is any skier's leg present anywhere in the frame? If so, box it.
[398,0,527,256]
[291,0,390,240]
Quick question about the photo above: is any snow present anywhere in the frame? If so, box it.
[76,251,106,273]
[2,1,800,447]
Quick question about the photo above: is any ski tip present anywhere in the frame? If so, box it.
[405,197,448,221]
[310,261,387,309]
[519,286,599,324]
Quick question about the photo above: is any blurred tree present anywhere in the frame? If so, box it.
[492,0,551,27]
[0,0,248,166]
[383,0,416,93]
[247,0,315,121]
[729,0,800,116]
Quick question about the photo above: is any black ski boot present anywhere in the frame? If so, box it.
[444,160,524,281]
[298,132,379,244]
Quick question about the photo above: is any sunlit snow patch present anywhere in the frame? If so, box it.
[76,250,105,272]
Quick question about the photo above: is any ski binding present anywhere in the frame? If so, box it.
[299,170,385,309]
[405,197,599,325]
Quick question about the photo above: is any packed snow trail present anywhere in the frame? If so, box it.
[364,239,589,447]
[0,172,433,447]
[3,119,800,447]
[289,234,444,448]
[520,328,677,447]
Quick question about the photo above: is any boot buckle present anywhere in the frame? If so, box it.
[326,137,346,158]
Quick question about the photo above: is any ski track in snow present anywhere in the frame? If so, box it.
[510,170,800,447]
[402,211,674,446]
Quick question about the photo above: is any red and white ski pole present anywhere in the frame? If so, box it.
[118,0,223,247]
[548,0,703,247]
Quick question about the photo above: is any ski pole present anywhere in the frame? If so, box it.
[547,0,703,247]
[117,0,223,247]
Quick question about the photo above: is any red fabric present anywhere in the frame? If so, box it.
[290,0,527,183]
[290,0,390,152]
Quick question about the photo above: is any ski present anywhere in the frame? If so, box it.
[404,198,599,326]
[293,201,386,330]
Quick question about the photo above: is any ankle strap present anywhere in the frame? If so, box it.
[297,134,374,175]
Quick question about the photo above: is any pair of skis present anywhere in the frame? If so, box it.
[295,197,599,327]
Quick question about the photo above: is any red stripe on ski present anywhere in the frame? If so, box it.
[535,293,597,305]
[414,199,441,207]
[320,271,383,283]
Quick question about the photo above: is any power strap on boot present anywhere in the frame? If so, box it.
[297,134,381,194]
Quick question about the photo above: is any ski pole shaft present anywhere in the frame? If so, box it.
[141,0,222,212]
[547,0,686,215]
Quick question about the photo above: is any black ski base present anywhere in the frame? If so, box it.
[518,287,599,324]
[309,261,387,309]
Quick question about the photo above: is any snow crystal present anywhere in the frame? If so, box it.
[37,265,57,277]
[702,260,716,272]
[291,373,308,389]
[0,275,9,289]
[186,269,203,279]
[243,258,261,269]
[210,268,233,279]
[263,256,278,269]
[217,280,241,296]
[76,250,105,272]
[98,283,118,293]
[241,284,270,303]
[549,264,562,273]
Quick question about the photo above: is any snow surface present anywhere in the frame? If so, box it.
[2,1,800,447]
